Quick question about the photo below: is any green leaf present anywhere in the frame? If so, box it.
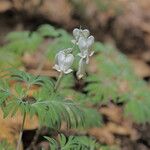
[0,80,10,105]
[38,24,60,37]
[3,31,43,55]
[45,134,99,150]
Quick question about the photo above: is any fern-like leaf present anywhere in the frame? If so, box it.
[45,134,99,150]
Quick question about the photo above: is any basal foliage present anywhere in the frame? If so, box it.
[0,69,100,129]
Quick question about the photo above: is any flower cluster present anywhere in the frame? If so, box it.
[73,28,94,64]
[53,28,94,79]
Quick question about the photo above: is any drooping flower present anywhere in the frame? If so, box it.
[53,50,74,74]
[78,35,94,64]
[76,58,86,79]
[72,27,95,79]
[72,28,90,44]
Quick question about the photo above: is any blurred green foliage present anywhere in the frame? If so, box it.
[0,140,15,150]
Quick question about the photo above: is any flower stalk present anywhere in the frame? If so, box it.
[16,112,26,150]
[54,71,64,92]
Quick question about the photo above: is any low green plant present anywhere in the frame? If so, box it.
[0,24,72,68]
[84,44,150,123]
[0,27,101,149]
[0,24,150,150]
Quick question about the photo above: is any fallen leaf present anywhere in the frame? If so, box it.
[129,57,150,77]
[99,104,123,123]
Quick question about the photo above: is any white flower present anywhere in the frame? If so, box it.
[78,35,94,64]
[53,50,74,74]
[72,28,90,44]
[76,58,86,79]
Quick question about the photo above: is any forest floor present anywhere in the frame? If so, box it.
[0,0,150,150]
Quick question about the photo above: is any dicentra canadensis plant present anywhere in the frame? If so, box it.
[0,27,100,150]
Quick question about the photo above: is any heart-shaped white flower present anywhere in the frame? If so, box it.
[53,51,74,74]
[72,28,90,43]
[78,35,94,63]
[78,36,94,50]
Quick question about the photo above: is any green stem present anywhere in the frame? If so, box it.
[16,112,26,150]
[54,71,64,92]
